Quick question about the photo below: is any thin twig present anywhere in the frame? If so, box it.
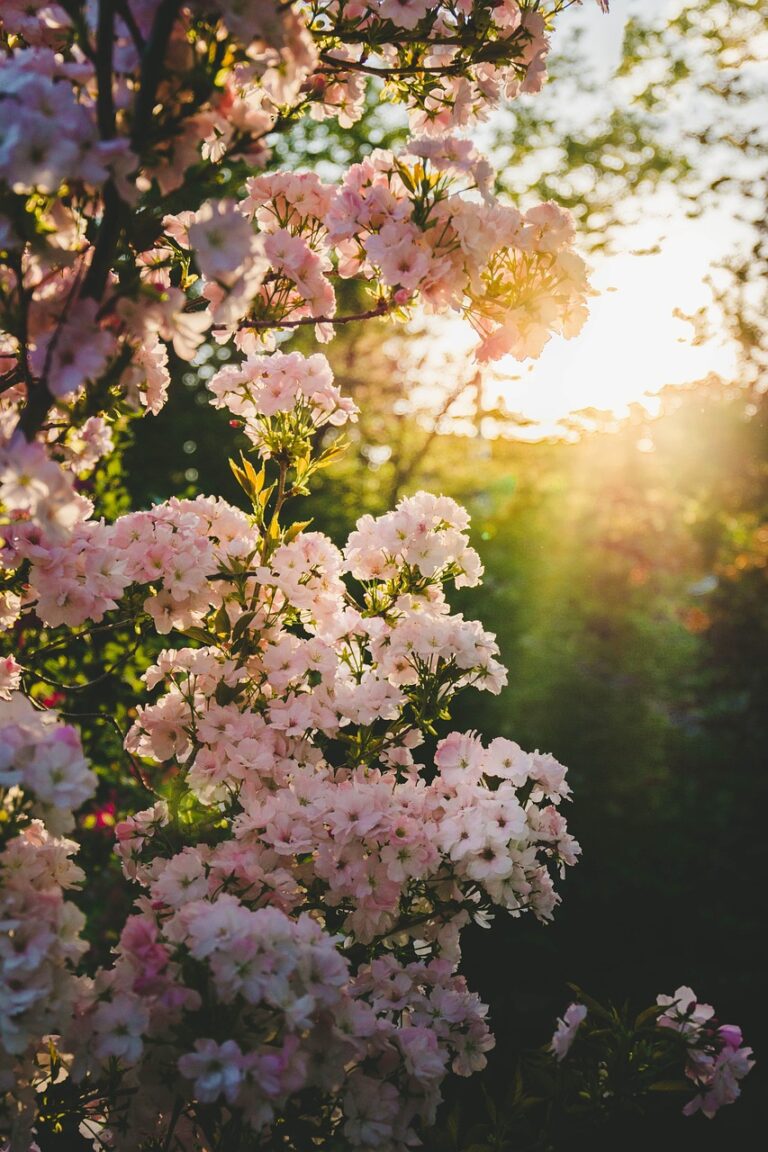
[58,709,157,796]
[114,0,146,52]
[21,618,137,660]
[18,632,144,693]
[318,54,461,78]
[216,299,393,333]
[161,1096,184,1152]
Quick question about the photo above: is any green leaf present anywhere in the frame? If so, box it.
[212,604,230,636]
[565,985,613,1023]
[230,455,266,506]
[393,159,416,193]
[635,1005,664,1029]
[229,456,248,491]
[648,1080,690,1093]
[182,627,215,645]
[240,455,265,496]
[283,519,313,544]
[231,611,257,645]
[258,484,275,510]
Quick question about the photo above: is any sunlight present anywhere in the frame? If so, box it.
[477,216,741,439]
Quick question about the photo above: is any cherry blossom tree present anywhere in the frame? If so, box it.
[0,3,753,1150]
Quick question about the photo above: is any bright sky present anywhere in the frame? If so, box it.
[482,217,740,438]
[472,0,744,439]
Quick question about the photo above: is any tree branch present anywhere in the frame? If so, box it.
[131,0,182,149]
[94,0,116,140]
[318,53,461,78]
[115,0,146,53]
[14,1,183,444]
[218,299,394,334]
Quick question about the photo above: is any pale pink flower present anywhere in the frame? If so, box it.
[550,1002,587,1061]
[178,1039,245,1104]
[0,656,22,701]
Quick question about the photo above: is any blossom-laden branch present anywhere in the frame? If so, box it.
[1,349,580,1148]
[0,1,600,467]
[5,5,743,1152]
[218,297,394,332]
[0,231,749,1152]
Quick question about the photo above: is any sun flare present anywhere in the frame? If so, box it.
[450,214,741,440]
[411,212,740,443]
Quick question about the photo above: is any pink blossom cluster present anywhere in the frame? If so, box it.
[0,364,579,1143]
[302,2,609,134]
[0,2,600,529]
[657,987,755,1118]
[0,691,93,1133]
[176,11,319,174]
[0,432,94,544]
[0,657,21,702]
[3,495,252,632]
[117,728,576,947]
[0,50,123,196]
[235,172,338,333]
[69,900,348,1126]
[66,890,492,1147]
[324,144,590,360]
[0,822,87,1120]
[0,2,71,48]
[0,691,92,1129]
[243,171,336,236]
[207,349,359,452]
[345,490,483,585]
[0,694,96,835]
